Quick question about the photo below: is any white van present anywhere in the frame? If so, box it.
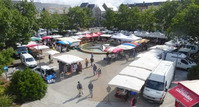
[20,53,37,68]
[162,52,196,70]
[184,44,199,54]
[143,60,175,103]
[178,48,191,56]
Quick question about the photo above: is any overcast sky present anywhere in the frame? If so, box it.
[25,0,167,7]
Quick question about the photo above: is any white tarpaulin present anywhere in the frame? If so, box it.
[137,49,163,59]
[53,54,83,64]
[108,75,145,92]
[129,57,160,71]
[50,35,63,39]
[119,66,151,81]
[128,34,142,41]
[45,50,60,55]
[33,45,49,50]
[149,45,176,52]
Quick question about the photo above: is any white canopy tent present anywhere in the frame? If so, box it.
[149,32,167,39]
[128,34,142,41]
[119,66,151,81]
[149,45,177,52]
[45,50,60,55]
[112,33,137,41]
[100,34,112,38]
[50,35,63,39]
[33,45,49,50]
[53,54,83,64]
[137,49,164,59]
[116,45,134,50]
[129,57,161,71]
[108,75,145,93]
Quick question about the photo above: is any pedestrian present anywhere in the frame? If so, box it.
[97,68,101,78]
[88,82,93,98]
[79,62,82,72]
[90,57,94,66]
[85,58,88,68]
[93,64,97,76]
[125,54,129,62]
[77,81,83,97]
[91,53,94,58]
[48,55,52,63]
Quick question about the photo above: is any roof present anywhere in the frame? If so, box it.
[108,75,145,93]
[126,1,165,7]
[103,3,118,11]
[179,48,191,52]
[53,55,83,64]
[88,4,95,9]
[80,3,89,7]
[152,60,174,76]
[22,53,33,58]
[180,80,199,96]
[120,66,151,81]
[98,5,106,11]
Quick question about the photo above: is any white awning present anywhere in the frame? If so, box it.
[33,45,49,50]
[108,75,145,93]
[120,66,151,81]
[53,54,83,64]
[45,50,60,55]
[116,45,134,50]
[129,57,160,71]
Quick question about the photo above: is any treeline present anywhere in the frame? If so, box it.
[102,0,199,39]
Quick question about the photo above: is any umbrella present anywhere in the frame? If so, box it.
[33,45,49,50]
[57,41,67,45]
[129,42,139,46]
[84,34,92,39]
[134,40,141,45]
[46,50,60,55]
[42,36,52,40]
[96,32,102,36]
[112,48,123,53]
[91,33,99,37]
[65,41,72,45]
[104,47,123,53]
[31,37,42,41]
[122,43,137,47]
[27,44,38,48]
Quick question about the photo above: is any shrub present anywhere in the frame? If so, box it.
[0,94,13,107]
[6,67,47,103]
[187,63,199,80]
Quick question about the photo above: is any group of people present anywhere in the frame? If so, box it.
[77,81,94,98]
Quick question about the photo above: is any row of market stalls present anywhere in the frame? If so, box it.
[134,31,167,39]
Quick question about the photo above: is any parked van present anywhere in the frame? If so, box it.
[20,53,37,68]
[162,52,196,70]
[143,60,175,103]
[178,48,191,56]
[184,44,199,54]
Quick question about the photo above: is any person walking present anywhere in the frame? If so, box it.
[88,82,93,98]
[97,68,101,78]
[90,57,94,66]
[77,81,83,97]
[85,58,88,68]
[93,64,97,76]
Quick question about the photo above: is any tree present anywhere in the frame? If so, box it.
[101,9,117,29]
[68,7,94,29]
[6,68,47,103]
[187,63,199,80]
[0,0,32,49]
[59,14,69,33]
[129,7,142,31]
[0,95,13,107]
[117,4,131,30]
[169,4,199,38]
[155,1,181,31]
[0,48,15,75]
[140,7,157,32]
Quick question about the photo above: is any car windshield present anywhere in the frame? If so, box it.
[26,58,34,62]
[46,69,55,75]
[17,47,27,51]
[146,80,164,91]
[185,57,193,64]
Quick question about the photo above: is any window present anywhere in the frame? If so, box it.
[26,58,34,62]
[181,59,188,65]
[35,68,41,72]
[146,80,164,91]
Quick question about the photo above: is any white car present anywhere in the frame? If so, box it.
[20,53,37,68]
[33,65,56,83]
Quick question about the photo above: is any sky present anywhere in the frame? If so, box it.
[25,0,167,7]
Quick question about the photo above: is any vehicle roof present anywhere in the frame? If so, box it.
[167,52,186,58]
[21,53,33,58]
[179,48,191,52]
[149,60,174,82]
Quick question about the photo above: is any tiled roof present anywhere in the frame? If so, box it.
[80,3,89,7]
[88,4,95,9]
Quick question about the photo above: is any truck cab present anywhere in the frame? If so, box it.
[20,53,37,68]
[15,46,28,57]
[33,65,56,83]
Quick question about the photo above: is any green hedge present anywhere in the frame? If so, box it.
[187,63,199,80]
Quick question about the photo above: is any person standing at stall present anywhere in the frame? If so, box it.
[97,68,101,78]
[79,62,82,72]
[85,58,88,68]
[93,64,97,76]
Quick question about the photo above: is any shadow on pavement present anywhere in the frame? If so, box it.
[84,75,95,80]
[90,78,98,83]
[95,60,108,66]
[76,94,90,103]
[63,96,79,104]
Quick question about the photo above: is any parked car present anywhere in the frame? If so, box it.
[20,53,37,68]
[33,65,56,83]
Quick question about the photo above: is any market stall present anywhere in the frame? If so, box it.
[169,80,199,107]
[29,45,49,59]
[53,54,83,75]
